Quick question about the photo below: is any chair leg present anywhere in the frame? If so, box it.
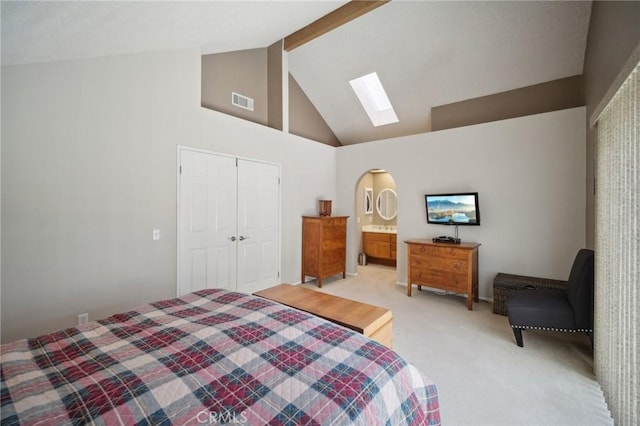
[512,328,523,347]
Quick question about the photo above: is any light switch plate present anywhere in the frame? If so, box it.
[153,229,160,240]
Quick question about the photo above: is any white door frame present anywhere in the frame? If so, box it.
[176,145,282,295]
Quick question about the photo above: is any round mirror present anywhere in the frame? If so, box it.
[376,189,397,220]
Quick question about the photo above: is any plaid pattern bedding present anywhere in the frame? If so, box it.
[1,289,440,425]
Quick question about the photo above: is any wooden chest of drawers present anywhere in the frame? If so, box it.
[406,239,480,310]
[302,216,348,287]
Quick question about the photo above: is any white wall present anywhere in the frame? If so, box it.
[337,107,586,300]
[1,46,585,341]
[1,48,335,342]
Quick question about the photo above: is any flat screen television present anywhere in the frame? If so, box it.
[425,192,480,225]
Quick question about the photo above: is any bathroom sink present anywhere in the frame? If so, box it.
[361,225,397,234]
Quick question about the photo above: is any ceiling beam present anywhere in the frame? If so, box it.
[283,0,389,52]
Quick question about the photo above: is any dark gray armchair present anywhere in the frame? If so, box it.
[507,249,594,347]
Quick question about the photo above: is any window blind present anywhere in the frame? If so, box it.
[594,60,639,426]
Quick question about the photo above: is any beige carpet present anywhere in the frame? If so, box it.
[299,264,613,426]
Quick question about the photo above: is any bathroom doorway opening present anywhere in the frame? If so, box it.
[355,169,398,269]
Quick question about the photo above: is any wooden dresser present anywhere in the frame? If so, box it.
[405,239,480,310]
[362,232,397,266]
[302,216,348,287]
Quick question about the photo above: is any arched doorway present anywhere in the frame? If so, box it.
[355,169,398,268]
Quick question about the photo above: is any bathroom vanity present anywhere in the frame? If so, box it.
[362,226,397,266]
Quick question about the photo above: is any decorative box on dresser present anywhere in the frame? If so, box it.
[405,239,481,310]
[301,216,348,287]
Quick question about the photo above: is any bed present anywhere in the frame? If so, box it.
[1,289,440,425]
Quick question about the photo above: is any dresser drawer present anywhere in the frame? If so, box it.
[323,226,346,241]
[409,244,468,260]
[324,217,347,227]
[409,255,468,274]
[323,247,346,263]
[323,238,347,250]
[411,269,469,291]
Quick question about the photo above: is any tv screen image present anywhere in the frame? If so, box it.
[425,192,480,225]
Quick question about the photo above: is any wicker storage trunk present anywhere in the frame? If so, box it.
[492,273,567,315]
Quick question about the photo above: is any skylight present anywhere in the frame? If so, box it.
[349,72,398,127]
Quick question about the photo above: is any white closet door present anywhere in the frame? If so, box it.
[236,159,280,294]
[178,149,280,296]
[178,150,237,295]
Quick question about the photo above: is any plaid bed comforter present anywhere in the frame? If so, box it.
[1,289,440,425]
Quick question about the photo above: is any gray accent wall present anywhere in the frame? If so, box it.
[267,40,283,131]
[288,73,341,146]
[200,47,339,146]
[431,75,584,131]
[201,48,268,125]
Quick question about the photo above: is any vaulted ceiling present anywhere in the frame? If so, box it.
[1,1,592,145]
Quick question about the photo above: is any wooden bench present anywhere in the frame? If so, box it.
[254,284,393,348]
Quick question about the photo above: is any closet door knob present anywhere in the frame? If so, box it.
[239,235,249,241]
[229,236,236,241]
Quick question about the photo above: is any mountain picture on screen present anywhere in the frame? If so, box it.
[425,193,480,225]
